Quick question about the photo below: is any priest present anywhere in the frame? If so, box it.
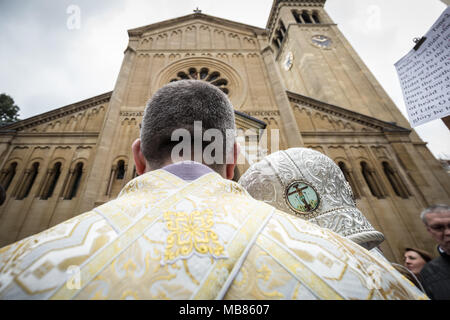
[0,80,426,300]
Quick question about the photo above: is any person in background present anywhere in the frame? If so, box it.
[419,204,450,300]
[404,247,432,278]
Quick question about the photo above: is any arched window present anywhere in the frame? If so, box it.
[199,68,209,80]
[106,160,128,197]
[116,160,125,180]
[1,162,17,192]
[271,20,287,52]
[361,162,384,199]
[312,11,321,24]
[17,162,40,200]
[301,11,313,24]
[64,163,83,200]
[276,29,284,44]
[41,162,62,200]
[338,162,360,199]
[273,38,280,49]
[382,162,410,199]
[293,10,303,24]
[170,68,230,95]
[279,20,287,36]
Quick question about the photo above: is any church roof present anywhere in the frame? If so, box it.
[286,91,411,133]
[0,92,113,133]
[128,12,268,38]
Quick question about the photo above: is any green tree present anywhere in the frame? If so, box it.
[0,93,20,126]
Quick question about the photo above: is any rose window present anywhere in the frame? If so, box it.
[170,67,230,95]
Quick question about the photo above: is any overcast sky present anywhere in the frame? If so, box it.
[0,0,448,158]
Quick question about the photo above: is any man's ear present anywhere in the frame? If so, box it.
[132,139,147,175]
[226,142,240,180]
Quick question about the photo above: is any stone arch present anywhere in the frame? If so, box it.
[16,161,41,200]
[153,56,246,110]
[44,123,53,133]
[122,117,130,126]
[242,37,257,50]
[53,121,62,132]
[0,161,19,192]
[382,161,410,199]
[293,106,314,131]
[216,53,229,60]
[336,158,361,199]
[62,159,87,200]
[75,112,86,131]
[213,29,227,49]
[199,25,211,49]
[40,160,63,200]
[169,53,181,61]
[106,156,129,197]
[140,37,153,50]
[169,30,181,49]
[344,122,354,131]
[155,33,168,49]
[228,33,241,49]
[185,26,197,49]
[312,10,321,24]
[361,161,385,199]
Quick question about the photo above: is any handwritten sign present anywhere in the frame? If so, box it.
[395,6,450,127]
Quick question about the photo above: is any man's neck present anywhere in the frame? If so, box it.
[161,161,214,182]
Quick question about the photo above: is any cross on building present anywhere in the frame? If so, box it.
[194,7,202,14]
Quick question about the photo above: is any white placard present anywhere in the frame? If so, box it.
[395,6,450,128]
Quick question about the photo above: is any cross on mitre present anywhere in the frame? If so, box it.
[288,185,312,211]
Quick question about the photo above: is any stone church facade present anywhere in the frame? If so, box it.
[0,0,448,263]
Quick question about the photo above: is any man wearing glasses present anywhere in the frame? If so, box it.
[420,204,450,300]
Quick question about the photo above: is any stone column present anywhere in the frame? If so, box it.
[105,165,117,197]
[393,170,411,197]
[279,25,286,38]
[78,44,137,213]
[345,169,361,199]
[275,37,282,48]
[369,168,385,198]
[63,169,75,199]
[16,170,31,199]
[0,169,7,186]
[260,45,304,148]
[39,169,53,199]
[298,11,306,24]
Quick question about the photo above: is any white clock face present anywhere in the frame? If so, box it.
[311,35,332,49]
[284,52,294,71]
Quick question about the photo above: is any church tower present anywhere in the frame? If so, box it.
[263,0,450,261]
[267,0,411,128]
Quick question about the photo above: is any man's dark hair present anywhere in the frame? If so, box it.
[140,80,236,170]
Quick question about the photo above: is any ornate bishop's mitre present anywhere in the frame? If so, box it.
[238,148,385,250]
